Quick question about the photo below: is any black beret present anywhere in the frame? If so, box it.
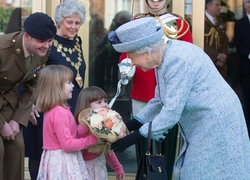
[24,12,56,40]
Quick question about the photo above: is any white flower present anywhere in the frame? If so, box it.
[90,114,103,128]
[106,110,116,119]
[111,122,123,135]
[110,116,119,124]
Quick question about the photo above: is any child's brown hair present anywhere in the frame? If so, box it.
[74,86,107,123]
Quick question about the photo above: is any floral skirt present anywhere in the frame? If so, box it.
[85,153,108,180]
[37,149,89,180]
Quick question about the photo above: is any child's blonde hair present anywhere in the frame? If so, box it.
[36,65,73,112]
[74,86,107,123]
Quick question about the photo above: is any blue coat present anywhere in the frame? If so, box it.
[136,40,250,179]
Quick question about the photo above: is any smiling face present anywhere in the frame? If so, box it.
[127,52,156,72]
[147,0,168,15]
[57,13,81,40]
[63,81,74,100]
[24,33,54,56]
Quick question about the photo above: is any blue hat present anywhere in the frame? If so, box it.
[24,12,56,40]
[108,17,164,53]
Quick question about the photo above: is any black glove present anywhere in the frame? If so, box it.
[125,118,143,132]
[111,130,145,152]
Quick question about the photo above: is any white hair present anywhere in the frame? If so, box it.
[55,0,86,27]
[133,39,165,55]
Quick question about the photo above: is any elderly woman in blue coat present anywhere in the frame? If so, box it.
[109,17,250,179]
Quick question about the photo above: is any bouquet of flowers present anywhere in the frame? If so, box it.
[78,108,129,153]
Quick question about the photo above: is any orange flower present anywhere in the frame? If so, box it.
[104,119,113,130]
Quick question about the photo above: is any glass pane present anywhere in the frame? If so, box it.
[88,0,184,175]
[87,0,195,176]
[204,0,243,91]
[88,0,147,174]
[0,0,32,34]
[185,0,192,31]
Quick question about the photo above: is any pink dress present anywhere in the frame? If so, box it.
[77,124,124,180]
[37,106,97,180]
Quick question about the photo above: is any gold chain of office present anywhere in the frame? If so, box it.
[53,37,83,88]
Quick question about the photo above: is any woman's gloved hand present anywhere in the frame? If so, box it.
[111,130,145,152]
[125,118,143,132]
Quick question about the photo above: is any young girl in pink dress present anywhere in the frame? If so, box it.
[75,86,124,180]
[36,65,98,180]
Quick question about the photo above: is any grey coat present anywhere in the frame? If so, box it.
[135,40,250,179]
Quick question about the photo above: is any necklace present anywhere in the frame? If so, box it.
[53,36,83,88]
